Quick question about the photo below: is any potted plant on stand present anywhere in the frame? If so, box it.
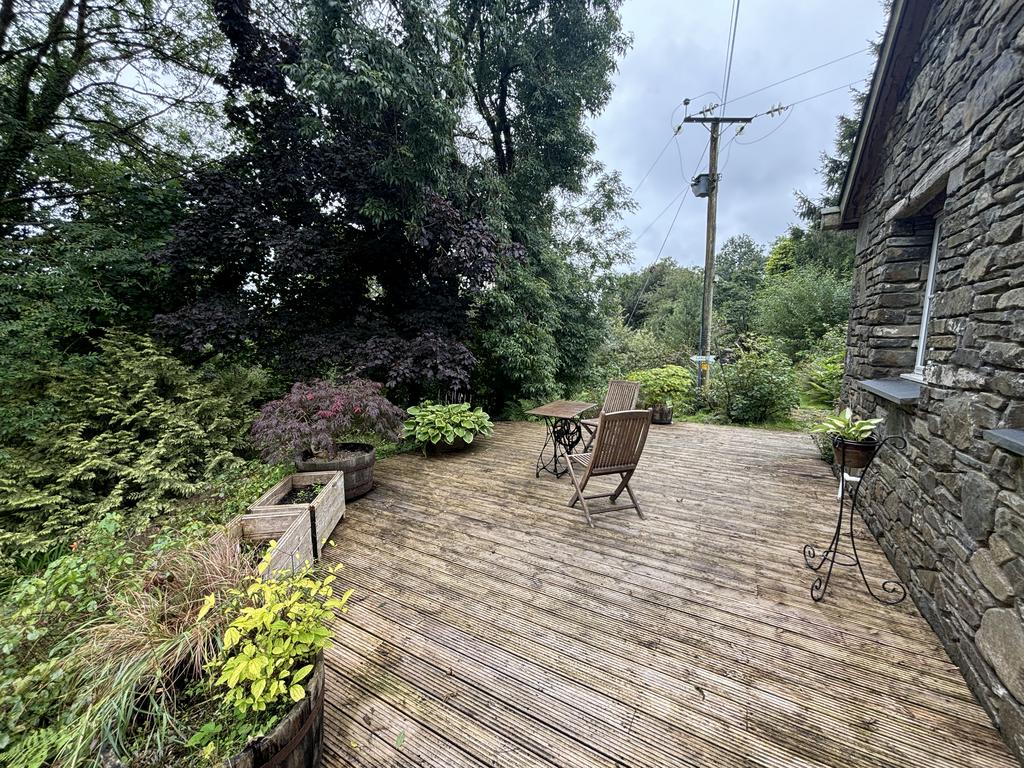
[251,379,405,500]
[811,407,884,468]
[626,365,695,425]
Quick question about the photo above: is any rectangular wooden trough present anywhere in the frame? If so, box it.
[225,471,346,576]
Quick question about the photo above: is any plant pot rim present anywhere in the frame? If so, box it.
[300,442,375,462]
[832,435,878,446]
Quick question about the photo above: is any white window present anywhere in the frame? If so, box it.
[912,223,941,378]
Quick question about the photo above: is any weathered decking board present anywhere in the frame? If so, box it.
[320,421,1017,767]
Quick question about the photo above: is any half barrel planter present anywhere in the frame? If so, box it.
[100,653,325,768]
[295,443,375,501]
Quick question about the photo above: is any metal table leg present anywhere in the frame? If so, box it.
[534,417,583,478]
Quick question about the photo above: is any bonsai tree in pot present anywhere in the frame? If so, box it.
[251,379,405,500]
[811,407,884,468]
[626,365,695,424]
[403,401,493,454]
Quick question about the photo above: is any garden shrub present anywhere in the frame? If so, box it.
[0,331,252,556]
[712,337,798,424]
[752,265,850,356]
[251,379,405,464]
[798,324,846,408]
[194,555,351,760]
[0,458,347,767]
[403,402,494,450]
[626,365,695,412]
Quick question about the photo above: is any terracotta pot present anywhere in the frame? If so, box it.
[296,443,375,501]
[101,654,325,768]
[832,437,878,469]
[650,404,674,425]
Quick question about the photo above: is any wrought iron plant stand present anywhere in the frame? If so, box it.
[802,435,908,605]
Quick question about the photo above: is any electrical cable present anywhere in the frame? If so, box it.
[625,137,711,325]
[722,48,870,108]
[719,0,742,115]
[632,134,676,193]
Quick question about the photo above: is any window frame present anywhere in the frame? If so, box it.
[910,223,941,380]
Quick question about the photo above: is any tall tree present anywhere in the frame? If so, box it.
[0,0,223,232]
[714,234,766,338]
[156,0,510,400]
[452,0,632,408]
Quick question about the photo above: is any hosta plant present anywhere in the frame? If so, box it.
[403,402,493,450]
[251,379,405,464]
[810,408,883,443]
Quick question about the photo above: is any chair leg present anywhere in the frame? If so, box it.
[610,470,632,502]
[625,481,645,520]
[565,462,594,527]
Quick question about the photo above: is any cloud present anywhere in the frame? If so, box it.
[590,0,885,268]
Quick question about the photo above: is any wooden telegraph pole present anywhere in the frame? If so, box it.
[683,114,752,389]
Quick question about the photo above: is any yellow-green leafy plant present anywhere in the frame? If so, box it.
[626,365,695,411]
[194,551,351,760]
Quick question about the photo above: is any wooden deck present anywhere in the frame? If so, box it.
[320,421,1016,768]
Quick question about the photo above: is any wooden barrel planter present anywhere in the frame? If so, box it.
[100,654,325,768]
[296,443,375,501]
[650,405,673,425]
[225,654,325,768]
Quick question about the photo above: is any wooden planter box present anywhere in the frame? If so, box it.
[229,471,346,576]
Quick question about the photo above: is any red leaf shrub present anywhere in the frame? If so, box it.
[251,379,405,463]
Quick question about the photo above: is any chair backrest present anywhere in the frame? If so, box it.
[601,380,641,415]
[589,409,652,474]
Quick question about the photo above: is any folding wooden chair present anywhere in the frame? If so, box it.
[567,409,652,527]
[581,379,641,450]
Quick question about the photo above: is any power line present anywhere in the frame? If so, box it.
[780,77,870,109]
[722,48,870,108]
[719,0,742,115]
[632,133,676,193]
[626,138,711,325]
[632,188,685,244]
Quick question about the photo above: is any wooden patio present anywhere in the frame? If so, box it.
[320,421,1016,767]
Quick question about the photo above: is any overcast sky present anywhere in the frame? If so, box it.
[590,0,886,270]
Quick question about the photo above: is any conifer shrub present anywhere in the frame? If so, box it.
[0,331,252,556]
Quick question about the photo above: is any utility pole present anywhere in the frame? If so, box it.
[684,114,752,389]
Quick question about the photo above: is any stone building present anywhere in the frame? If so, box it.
[827,0,1024,759]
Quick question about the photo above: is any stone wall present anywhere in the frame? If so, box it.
[842,0,1024,760]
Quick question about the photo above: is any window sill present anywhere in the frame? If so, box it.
[900,372,925,384]
[983,429,1024,457]
[856,377,922,405]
